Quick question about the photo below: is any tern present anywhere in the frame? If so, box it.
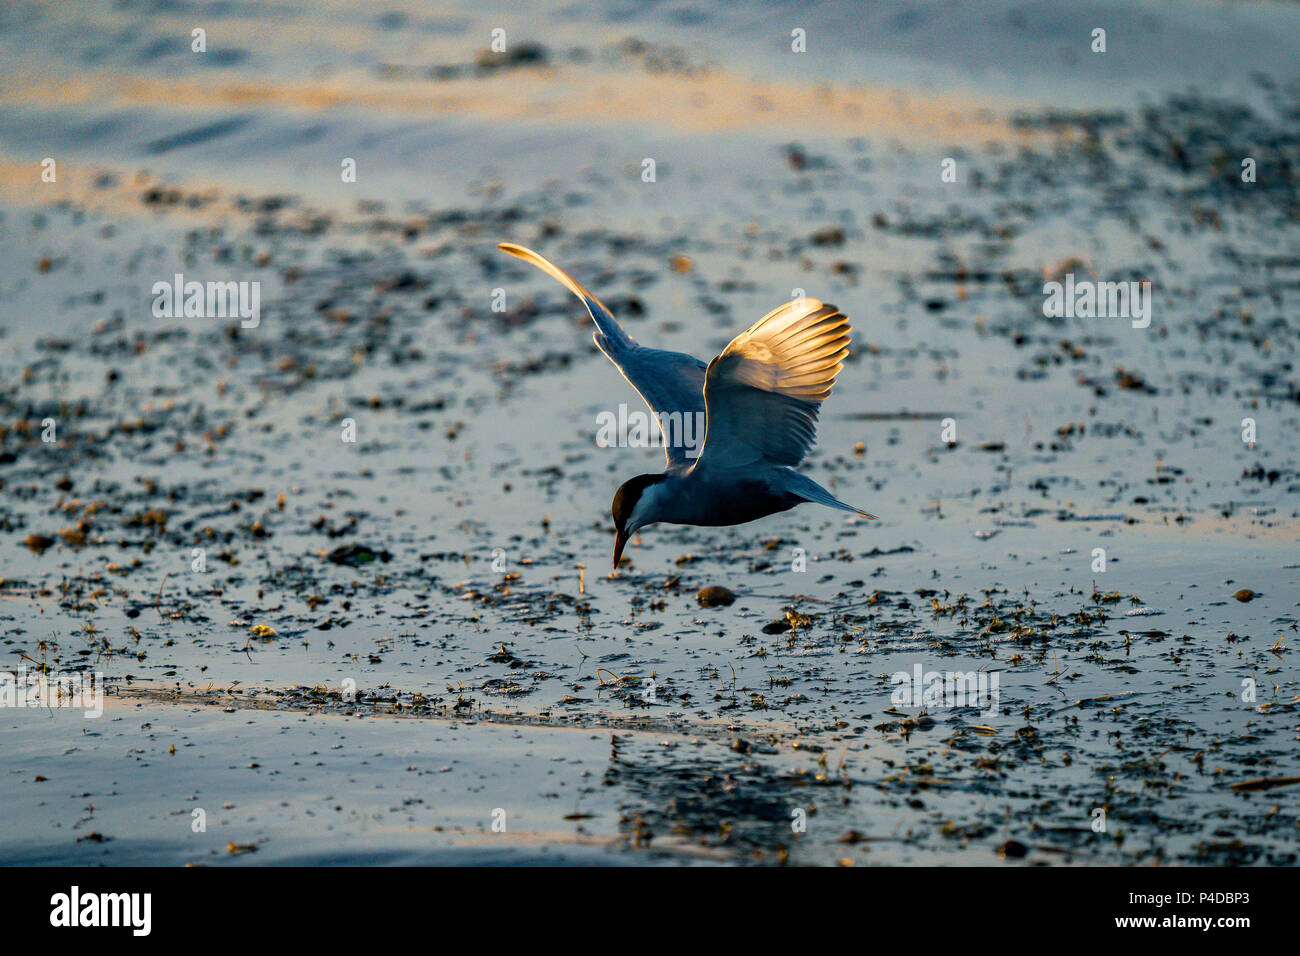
[498,243,876,569]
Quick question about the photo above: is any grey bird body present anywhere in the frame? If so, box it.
[497,242,876,567]
[636,472,802,528]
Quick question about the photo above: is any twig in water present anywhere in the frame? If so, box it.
[155,573,170,623]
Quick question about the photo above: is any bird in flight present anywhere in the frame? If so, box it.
[498,243,875,569]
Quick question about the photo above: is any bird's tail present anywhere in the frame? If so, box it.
[782,471,877,520]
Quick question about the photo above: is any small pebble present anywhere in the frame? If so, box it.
[696,585,735,607]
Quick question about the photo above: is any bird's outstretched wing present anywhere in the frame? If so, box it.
[693,297,850,473]
[497,242,707,472]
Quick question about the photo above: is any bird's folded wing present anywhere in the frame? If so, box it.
[498,243,707,471]
[695,298,849,471]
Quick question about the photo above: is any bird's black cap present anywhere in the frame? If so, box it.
[612,473,665,531]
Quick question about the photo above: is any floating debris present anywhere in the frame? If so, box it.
[22,534,54,553]
[997,839,1029,859]
[324,544,393,566]
[1228,777,1300,793]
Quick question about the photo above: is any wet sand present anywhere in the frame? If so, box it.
[1,0,1298,865]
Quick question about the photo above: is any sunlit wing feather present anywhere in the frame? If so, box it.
[694,297,850,472]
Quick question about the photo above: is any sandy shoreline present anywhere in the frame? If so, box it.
[1,0,1297,866]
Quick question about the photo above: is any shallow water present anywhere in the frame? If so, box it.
[0,0,1298,865]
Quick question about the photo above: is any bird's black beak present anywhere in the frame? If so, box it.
[613,530,629,570]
